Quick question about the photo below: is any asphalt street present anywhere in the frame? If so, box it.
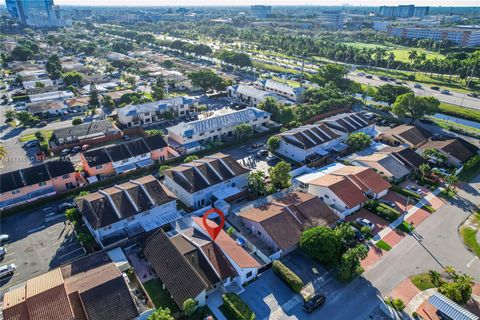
[364,174,480,296]
[0,202,85,293]
[349,73,480,110]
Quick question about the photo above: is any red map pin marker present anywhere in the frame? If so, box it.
[202,208,225,241]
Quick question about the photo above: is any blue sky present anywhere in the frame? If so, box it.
[4,0,478,7]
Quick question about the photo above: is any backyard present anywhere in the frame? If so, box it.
[143,278,180,313]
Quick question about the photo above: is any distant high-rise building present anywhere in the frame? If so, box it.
[317,11,346,29]
[251,5,272,18]
[379,5,429,18]
[6,0,70,28]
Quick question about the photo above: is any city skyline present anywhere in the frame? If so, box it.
[2,0,480,7]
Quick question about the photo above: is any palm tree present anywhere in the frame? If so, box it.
[419,163,431,181]
[445,174,458,192]
[429,270,442,287]
[408,50,418,75]
[386,52,395,74]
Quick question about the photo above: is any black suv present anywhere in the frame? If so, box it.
[303,294,326,313]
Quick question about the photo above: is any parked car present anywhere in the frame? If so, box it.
[251,143,264,149]
[37,121,48,127]
[0,234,9,244]
[60,149,71,157]
[351,226,365,242]
[303,293,326,313]
[57,202,75,213]
[379,76,389,81]
[406,185,423,194]
[467,92,479,98]
[0,247,6,260]
[441,89,450,95]
[122,134,131,141]
[355,218,375,230]
[379,199,396,208]
[266,155,279,163]
[430,86,440,91]
[365,75,373,79]
[81,144,90,151]
[71,145,82,153]
[0,264,16,278]
[357,72,365,76]
[256,149,269,157]
[389,123,398,128]
[413,83,422,88]
[432,167,449,176]
[419,119,435,125]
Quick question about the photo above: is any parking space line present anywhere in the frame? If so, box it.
[2,258,16,265]
[27,226,45,234]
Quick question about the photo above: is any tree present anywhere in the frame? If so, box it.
[334,223,356,254]
[392,93,440,120]
[15,111,38,126]
[373,84,412,106]
[419,163,431,181]
[152,86,165,101]
[268,161,291,189]
[234,124,253,141]
[89,82,100,106]
[65,208,79,222]
[5,110,16,120]
[62,72,83,86]
[35,81,45,88]
[183,155,199,163]
[267,136,280,151]
[103,95,115,109]
[158,165,172,176]
[182,299,197,316]
[300,226,340,264]
[188,69,226,92]
[217,50,252,67]
[72,117,82,125]
[347,132,371,152]
[428,270,442,287]
[445,174,458,192]
[422,148,447,164]
[337,244,368,282]
[310,64,349,89]
[148,308,174,320]
[248,171,267,197]
[14,74,23,85]
[11,45,34,61]
[46,54,62,79]
[163,60,175,69]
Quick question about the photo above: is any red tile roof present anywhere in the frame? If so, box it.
[310,174,367,208]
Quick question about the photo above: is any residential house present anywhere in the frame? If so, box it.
[275,123,341,163]
[27,100,66,117]
[376,125,431,148]
[303,165,390,217]
[144,135,170,161]
[143,229,209,308]
[101,89,134,104]
[22,79,53,89]
[192,217,261,285]
[227,84,291,108]
[45,159,78,192]
[167,108,271,153]
[254,79,305,103]
[118,96,199,127]
[2,253,139,320]
[352,153,411,183]
[75,175,180,247]
[0,164,55,210]
[65,97,90,111]
[80,148,115,177]
[163,153,250,210]
[51,120,121,151]
[322,112,376,139]
[28,90,74,103]
[239,192,338,257]
[378,146,427,171]
[105,139,152,174]
[417,138,479,167]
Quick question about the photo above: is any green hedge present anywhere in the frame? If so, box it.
[365,200,401,222]
[12,95,29,102]
[222,293,255,320]
[391,185,421,200]
[272,260,303,293]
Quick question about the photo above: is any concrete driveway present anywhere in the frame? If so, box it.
[346,208,390,234]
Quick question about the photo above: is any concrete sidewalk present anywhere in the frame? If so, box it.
[373,188,442,242]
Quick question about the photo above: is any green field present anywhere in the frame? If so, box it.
[438,103,480,123]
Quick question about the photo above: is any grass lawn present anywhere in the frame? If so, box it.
[388,47,444,64]
[272,76,302,88]
[438,189,457,199]
[460,227,480,257]
[410,273,437,291]
[432,118,480,135]
[376,240,392,251]
[143,279,180,313]
[438,102,480,123]
[253,61,300,75]
[178,306,216,320]
[19,130,53,143]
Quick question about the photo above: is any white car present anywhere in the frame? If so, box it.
[0,264,16,278]
[355,218,375,230]
[0,234,9,244]
[406,185,423,195]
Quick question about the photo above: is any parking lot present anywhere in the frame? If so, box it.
[0,203,85,292]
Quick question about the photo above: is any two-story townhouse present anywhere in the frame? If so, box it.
[162,153,250,210]
[0,164,55,210]
[376,124,431,148]
[275,123,341,163]
[227,84,291,108]
[80,148,115,177]
[118,96,199,127]
[254,79,305,103]
[321,112,377,140]
[106,139,152,174]
[44,159,78,192]
[76,175,180,247]
[416,138,479,168]
[167,108,271,153]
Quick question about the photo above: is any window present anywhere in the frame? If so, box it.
[257,230,261,236]
[246,271,253,278]
[38,181,46,187]
[103,225,112,230]
[62,174,70,179]
[325,194,329,199]
[96,165,103,169]
[12,189,20,195]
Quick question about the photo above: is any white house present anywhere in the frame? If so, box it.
[28,90,74,103]
[167,107,271,152]
[254,79,305,103]
[117,96,199,127]
[192,217,261,285]
[27,100,66,117]
[104,139,153,174]
[162,153,250,210]
[275,123,342,163]
[227,84,292,108]
[321,112,376,139]
[76,175,180,247]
